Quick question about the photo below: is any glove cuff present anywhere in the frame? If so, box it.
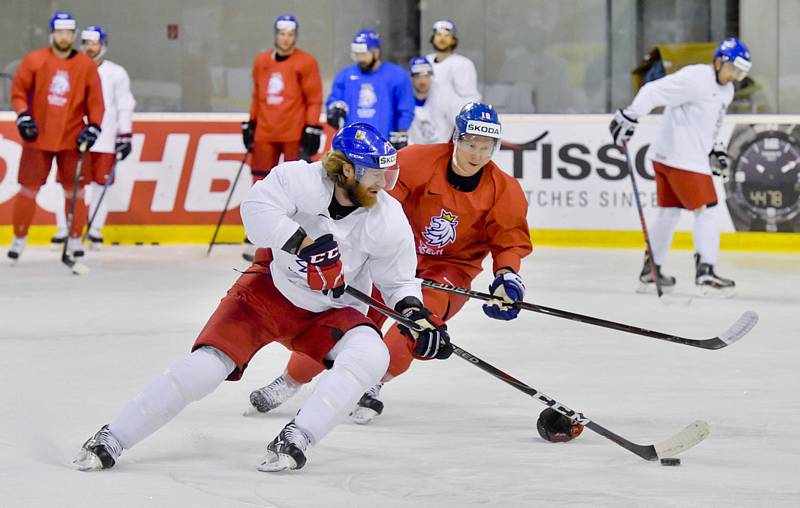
[395,296,425,315]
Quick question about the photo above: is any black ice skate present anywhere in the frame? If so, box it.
[72,424,123,471]
[695,253,736,297]
[66,237,85,258]
[7,236,27,262]
[637,252,676,293]
[50,228,68,246]
[257,420,311,472]
[349,383,384,425]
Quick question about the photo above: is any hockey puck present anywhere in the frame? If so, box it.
[660,458,681,466]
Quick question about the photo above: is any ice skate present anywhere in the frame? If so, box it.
[695,253,735,297]
[349,382,384,425]
[245,374,301,416]
[66,237,85,258]
[242,237,256,262]
[257,420,310,472]
[72,424,123,471]
[7,236,27,263]
[87,229,104,250]
[637,252,676,293]
[50,228,68,249]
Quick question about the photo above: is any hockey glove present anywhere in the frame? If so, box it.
[16,112,38,142]
[395,297,452,360]
[536,408,584,443]
[241,120,255,152]
[609,109,637,146]
[115,133,133,160]
[389,131,409,150]
[299,125,323,160]
[482,271,525,321]
[298,234,345,298]
[326,101,348,129]
[77,123,102,151]
[709,142,730,178]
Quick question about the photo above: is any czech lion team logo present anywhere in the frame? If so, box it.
[47,70,70,106]
[420,209,459,255]
[267,72,285,105]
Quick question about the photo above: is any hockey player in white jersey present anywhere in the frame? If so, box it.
[406,56,458,144]
[610,37,751,296]
[425,20,480,116]
[72,123,451,472]
[80,25,135,247]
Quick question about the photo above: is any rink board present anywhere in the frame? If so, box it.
[1,112,798,251]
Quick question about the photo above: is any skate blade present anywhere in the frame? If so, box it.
[695,285,736,299]
[636,282,675,294]
[349,406,379,425]
[71,449,105,472]
[256,451,297,472]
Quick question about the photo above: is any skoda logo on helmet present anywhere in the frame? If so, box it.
[465,120,501,138]
[378,153,397,168]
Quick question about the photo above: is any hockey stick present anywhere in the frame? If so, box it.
[207,152,249,256]
[421,280,758,350]
[82,153,121,243]
[61,143,90,275]
[344,285,710,461]
[622,142,662,297]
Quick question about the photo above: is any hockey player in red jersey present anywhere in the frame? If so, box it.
[72,123,450,472]
[246,102,580,441]
[241,14,323,261]
[7,12,104,261]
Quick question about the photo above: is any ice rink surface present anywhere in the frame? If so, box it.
[1,245,798,508]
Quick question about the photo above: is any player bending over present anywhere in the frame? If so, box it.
[72,123,450,472]
[610,38,752,296]
[247,102,585,442]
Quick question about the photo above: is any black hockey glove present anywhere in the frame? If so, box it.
[241,120,255,152]
[299,125,323,160]
[709,142,730,178]
[389,131,409,150]
[536,408,584,443]
[395,296,452,360]
[16,112,38,142]
[326,101,348,129]
[115,133,133,160]
[609,109,637,146]
[77,123,102,151]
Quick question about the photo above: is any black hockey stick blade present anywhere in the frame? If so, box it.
[421,280,758,350]
[61,252,90,275]
[343,285,710,461]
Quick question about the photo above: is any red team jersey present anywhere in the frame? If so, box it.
[391,143,533,279]
[11,48,104,152]
[249,49,323,143]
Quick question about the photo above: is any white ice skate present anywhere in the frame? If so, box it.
[349,382,384,425]
[50,228,68,250]
[72,424,123,471]
[87,229,104,250]
[7,236,27,263]
[244,374,301,416]
[66,237,85,258]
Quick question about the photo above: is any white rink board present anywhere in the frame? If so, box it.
[1,245,799,507]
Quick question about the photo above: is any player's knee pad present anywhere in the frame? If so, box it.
[165,346,235,403]
[328,326,389,388]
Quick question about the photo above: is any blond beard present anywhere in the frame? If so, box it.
[342,175,378,208]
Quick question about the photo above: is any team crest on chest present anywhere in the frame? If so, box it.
[47,70,70,106]
[420,209,459,255]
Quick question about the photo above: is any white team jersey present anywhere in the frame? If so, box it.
[426,52,481,116]
[408,83,459,145]
[628,64,733,175]
[91,59,136,154]
[240,160,423,314]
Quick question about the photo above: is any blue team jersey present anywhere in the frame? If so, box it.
[326,62,415,137]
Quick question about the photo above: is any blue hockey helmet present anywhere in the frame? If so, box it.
[408,56,433,76]
[332,122,399,189]
[274,15,298,33]
[81,25,108,44]
[49,11,76,31]
[453,102,502,160]
[351,29,381,54]
[432,20,458,38]
[714,37,751,81]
